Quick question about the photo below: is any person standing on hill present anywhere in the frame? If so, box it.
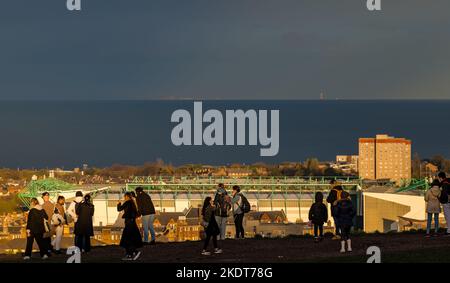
[74,194,94,253]
[326,182,344,240]
[67,191,84,247]
[308,191,328,242]
[438,172,450,236]
[24,198,50,260]
[118,192,143,261]
[67,191,83,223]
[335,191,356,253]
[231,185,245,239]
[41,192,54,255]
[213,183,230,240]
[425,179,442,237]
[135,187,156,245]
[201,196,222,255]
[51,196,66,254]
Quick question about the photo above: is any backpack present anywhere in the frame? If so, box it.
[240,194,251,213]
[335,189,343,201]
[439,188,448,204]
[330,188,343,205]
[216,193,230,217]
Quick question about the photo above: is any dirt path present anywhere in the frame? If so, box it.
[2,233,450,263]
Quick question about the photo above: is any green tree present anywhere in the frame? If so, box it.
[431,155,446,170]
[304,158,320,176]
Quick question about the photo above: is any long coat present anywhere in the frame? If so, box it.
[74,202,94,236]
[118,200,143,249]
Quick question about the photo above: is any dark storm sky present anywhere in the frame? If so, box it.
[1,0,449,100]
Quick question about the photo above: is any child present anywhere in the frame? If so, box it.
[335,191,356,253]
[308,192,328,242]
[201,196,222,255]
[424,179,442,237]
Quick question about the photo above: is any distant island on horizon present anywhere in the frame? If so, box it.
[0,100,448,168]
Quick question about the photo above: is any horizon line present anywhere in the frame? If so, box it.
[0,98,449,102]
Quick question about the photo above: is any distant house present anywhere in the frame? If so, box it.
[246,211,287,224]
[153,212,184,230]
[156,208,203,242]
[424,162,439,176]
[93,227,123,245]
[212,167,227,177]
[254,167,269,176]
[226,168,253,178]
[278,162,297,170]
[223,210,304,238]
[194,166,215,176]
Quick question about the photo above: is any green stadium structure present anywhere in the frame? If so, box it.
[395,178,430,193]
[126,175,362,193]
[18,179,112,208]
[120,175,364,227]
[18,179,74,208]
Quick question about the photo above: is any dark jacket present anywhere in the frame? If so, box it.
[326,187,343,205]
[202,206,220,236]
[326,187,344,216]
[117,200,138,219]
[334,199,356,227]
[441,179,450,203]
[308,202,328,225]
[136,191,156,216]
[74,201,94,236]
[26,206,48,235]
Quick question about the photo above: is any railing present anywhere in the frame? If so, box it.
[125,176,362,196]
[129,175,361,185]
[395,178,429,193]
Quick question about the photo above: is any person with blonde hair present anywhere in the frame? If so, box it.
[51,196,66,254]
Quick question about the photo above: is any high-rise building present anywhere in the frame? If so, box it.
[358,134,411,181]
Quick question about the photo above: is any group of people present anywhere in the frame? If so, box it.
[24,187,158,261]
[24,183,247,260]
[115,187,158,260]
[308,172,450,253]
[24,191,94,260]
[24,173,450,259]
[308,180,356,253]
[200,183,250,255]
[424,172,450,237]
